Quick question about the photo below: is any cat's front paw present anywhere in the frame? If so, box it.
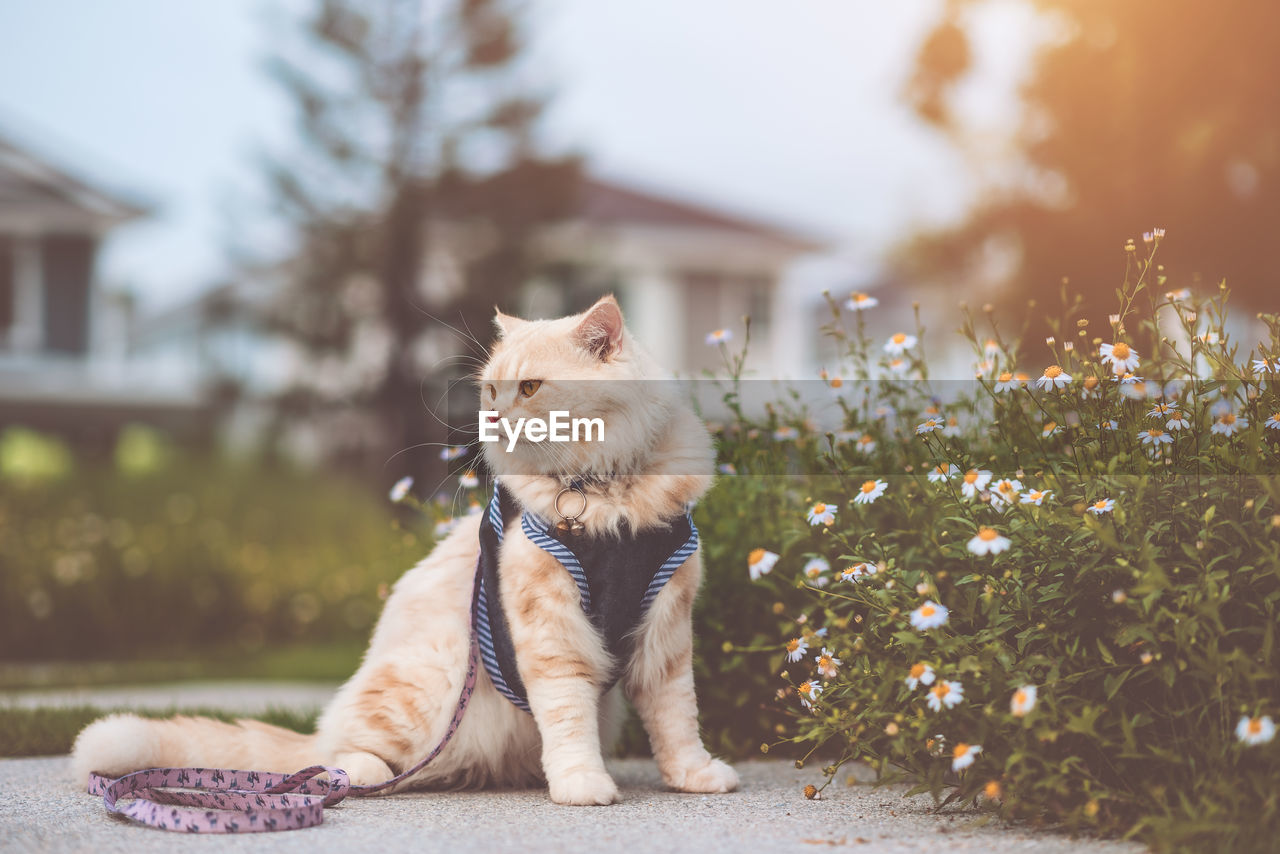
[549,768,621,806]
[665,758,739,794]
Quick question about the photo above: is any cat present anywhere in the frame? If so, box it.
[72,295,739,806]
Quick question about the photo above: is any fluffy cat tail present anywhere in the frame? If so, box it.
[71,713,320,785]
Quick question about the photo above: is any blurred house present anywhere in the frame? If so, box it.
[130,176,826,457]
[0,132,208,453]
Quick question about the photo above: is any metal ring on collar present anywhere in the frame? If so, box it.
[554,485,588,519]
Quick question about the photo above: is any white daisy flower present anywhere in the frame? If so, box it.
[784,636,810,663]
[806,502,837,526]
[1146,402,1178,419]
[1252,357,1275,375]
[1139,428,1174,448]
[855,434,877,454]
[888,357,909,374]
[466,500,483,515]
[803,557,831,588]
[1265,412,1280,431]
[389,476,414,502]
[748,548,779,580]
[1010,685,1037,717]
[884,332,918,355]
[1199,331,1221,345]
[926,679,964,711]
[797,680,823,710]
[439,445,469,461]
[951,743,982,772]
[1041,421,1061,438]
[1164,411,1189,432]
[459,470,480,489]
[927,463,959,483]
[1099,419,1119,432]
[942,416,962,437]
[1165,288,1191,301]
[905,662,936,689]
[873,403,896,420]
[915,418,944,435]
[1080,375,1102,399]
[1100,341,1141,373]
[1236,715,1276,746]
[993,371,1023,393]
[910,600,950,630]
[1088,498,1116,515]
[814,647,841,679]
[1212,413,1247,436]
[846,292,879,311]
[959,469,993,499]
[774,426,799,441]
[717,463,737,475]
[853,480,887,505]
[705,328,733,346]
[840,562,877,583]
[1021,489,1052,506]
[983,338,1001,357]
[967,527,1012,555]
[989,478,1023,510]
[1035,365,1072,390]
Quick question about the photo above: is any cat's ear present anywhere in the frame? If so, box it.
[493,308,524,338]
[574,296,624,360]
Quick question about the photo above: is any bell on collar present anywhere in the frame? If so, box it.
[554,485,588,535]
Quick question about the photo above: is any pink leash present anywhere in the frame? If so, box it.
[84,560,483,833]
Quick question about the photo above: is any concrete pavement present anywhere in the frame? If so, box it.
[0,756,1146,853]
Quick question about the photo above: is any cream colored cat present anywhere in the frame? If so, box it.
[73,295,738,806]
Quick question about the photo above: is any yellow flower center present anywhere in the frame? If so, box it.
[920,604,936,617]
[910,663,926,679]
[985,339,998,350]
[1148,429,1162,437]
[1014,689,1027,706]
[749,548,765,564]
[1221,414,1236,425]
[1094,500,1109,510]
[953,743,969,759]
[830,377,843,388]
[998,372,1013,383]
[948,416,958,426]
[1044,422,1057,432]
[978,527,999,541]
[1015,372,1029,382]
[1271,413,1280,423]
[984,781,1002,799]
[1248,718,1262,735]
[1084,376,1100,390]
[1111,342,1131,359]
[798,682,812,695]
[860,481,877,494]
[934,465,947,475]
[786,639,799,652]
[852,292,869,303]
[925,419,938,428]
[813,503,826,514]
[858,435,873,445]
[1044,365,1064,378]
[931,683,947,698]
[892,333,907,344]
[807,567,820,577]
[964,471,979,485]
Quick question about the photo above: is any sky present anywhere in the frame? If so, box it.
[0,0,1033,310]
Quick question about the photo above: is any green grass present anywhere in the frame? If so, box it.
[0,706,319,758]
[0,641,365,691]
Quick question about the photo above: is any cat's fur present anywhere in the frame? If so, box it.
[72,296,738,805]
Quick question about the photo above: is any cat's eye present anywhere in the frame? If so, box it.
[484,384,496,401]
[519,379,542,398]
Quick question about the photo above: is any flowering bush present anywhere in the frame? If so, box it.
[706,237,1280,849]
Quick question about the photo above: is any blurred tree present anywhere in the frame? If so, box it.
[260,0,580,488]
[902,0,1279,331]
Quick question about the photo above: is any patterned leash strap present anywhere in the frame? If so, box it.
[85,559,485,833]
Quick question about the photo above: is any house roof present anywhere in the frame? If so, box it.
[0,132,150,228]
[576,177,824,252]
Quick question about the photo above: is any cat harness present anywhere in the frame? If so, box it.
[476,480,699,712]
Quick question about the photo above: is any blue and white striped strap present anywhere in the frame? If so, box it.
[478,486,530,712]
[641,515,699,609]
[521,512,593,610]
